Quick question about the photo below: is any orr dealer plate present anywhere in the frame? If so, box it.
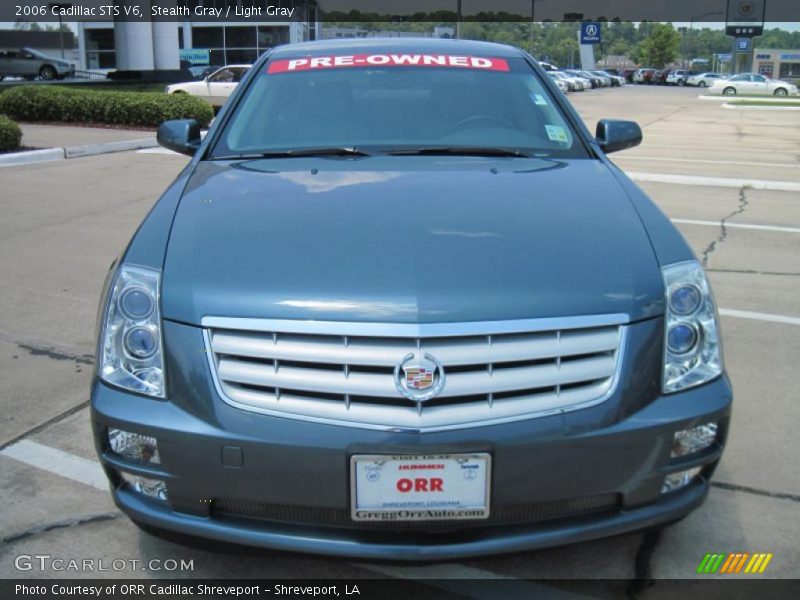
[350,453,491,522]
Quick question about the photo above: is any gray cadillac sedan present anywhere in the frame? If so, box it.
[92,39,731,560]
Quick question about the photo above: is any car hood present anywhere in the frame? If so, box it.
[162,157,665,325]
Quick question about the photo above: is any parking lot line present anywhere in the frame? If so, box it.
[671,219,800,234]
[619,156,798,169]
[0,439,107,491]
[718,309,800,327]
[626,172,800,192]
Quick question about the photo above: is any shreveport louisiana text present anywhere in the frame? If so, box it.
[16,584,361,597]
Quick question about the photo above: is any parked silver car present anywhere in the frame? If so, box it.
[0,47,75,81]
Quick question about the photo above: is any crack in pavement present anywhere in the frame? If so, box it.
[701,186,750,268]
[1,511,120,545]
[641,106,687,129]
[0,400,89,452]
[0,330,94,364]
[711,481,800,503]
[626,530,663,599]
[16,342,94,365]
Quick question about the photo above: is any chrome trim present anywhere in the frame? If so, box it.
[202,315,628,433]
[201,314,629,337]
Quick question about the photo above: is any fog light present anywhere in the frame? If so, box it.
[119,472,168,501]
[672,423,717,458]
[108,428,160,464]
[662,467,703,493]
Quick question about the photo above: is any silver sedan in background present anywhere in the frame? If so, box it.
[0,47,75,81]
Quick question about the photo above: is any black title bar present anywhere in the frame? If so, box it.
[2,0,800,23]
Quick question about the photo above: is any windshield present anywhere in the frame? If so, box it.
[211,53,588,159]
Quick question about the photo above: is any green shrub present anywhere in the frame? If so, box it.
[0,86,214,128]
[0,114,22,152]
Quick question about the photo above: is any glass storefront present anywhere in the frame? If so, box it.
[187,25,289,66]
[84,23,290,70]
[85,28,116,69]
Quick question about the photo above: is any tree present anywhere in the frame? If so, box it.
[638,23,680,67]
[14,20,42,31]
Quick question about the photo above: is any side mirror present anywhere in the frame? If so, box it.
[157,119,201,156]
[595,119,642,154]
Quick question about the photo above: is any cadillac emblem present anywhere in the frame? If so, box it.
[393,352,446,413]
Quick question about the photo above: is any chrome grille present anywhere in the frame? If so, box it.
[203,315,627,432]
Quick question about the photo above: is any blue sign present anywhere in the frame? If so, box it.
[179,49,210,65]
[736,38,750,52]
[580,22,602,45]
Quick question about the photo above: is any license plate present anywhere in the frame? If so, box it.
[350,453,491,522]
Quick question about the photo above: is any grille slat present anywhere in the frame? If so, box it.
[205,316,626,431]
[217,354,616,399]
[211,327,620,367]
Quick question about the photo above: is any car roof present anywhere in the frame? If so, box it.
[269,38,521,58]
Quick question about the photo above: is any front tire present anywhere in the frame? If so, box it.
[39,65,56,81]
[699,81,708,88]
[774,88,788,97]
[723,87,737,96]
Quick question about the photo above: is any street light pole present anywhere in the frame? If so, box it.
[530,0,535,55]
[688,11,723,71]
[529,0,544,59]
[48,3,72,59]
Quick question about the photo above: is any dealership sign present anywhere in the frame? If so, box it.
[179,49,210,65]
[725,0,765,37]
[580,22,602,44]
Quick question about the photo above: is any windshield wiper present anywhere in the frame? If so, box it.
[387,146,530,158]
[212,147,371,160]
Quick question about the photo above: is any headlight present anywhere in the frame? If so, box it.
[662,261,723,393]
[99,264,165,398]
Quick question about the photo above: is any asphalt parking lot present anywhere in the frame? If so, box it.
[1,85,798,593]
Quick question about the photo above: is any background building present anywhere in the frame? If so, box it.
[753,48,800,80]
[72,0,319,72]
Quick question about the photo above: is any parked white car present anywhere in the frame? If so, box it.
[552,70,587,91]
[166,65,251,107]
[665,70,690,85]
[686,72,722,88]
[549,73,569,93]
[709,73,799,97]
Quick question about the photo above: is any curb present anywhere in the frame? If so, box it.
[0,147,65,167]
[0,137,158,168]
[700,94,800,103]
[722,103,800,111]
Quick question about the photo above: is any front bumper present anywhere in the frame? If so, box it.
[91,317,732,560]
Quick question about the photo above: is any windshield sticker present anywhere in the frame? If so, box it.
[532,94,548,106]
[267,54,510,74]
[545,125,569,143]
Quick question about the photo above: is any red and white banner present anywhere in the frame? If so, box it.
[267,54,510,74]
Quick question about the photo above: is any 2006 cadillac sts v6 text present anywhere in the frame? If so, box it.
[92,39,732,560]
